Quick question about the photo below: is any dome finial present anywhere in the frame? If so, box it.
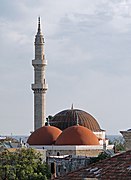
[71,103,74,110]
[47,117,50,126]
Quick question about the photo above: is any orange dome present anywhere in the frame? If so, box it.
[55,125,99,145]
[27,126,62,145]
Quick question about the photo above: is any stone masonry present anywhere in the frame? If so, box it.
[120,130,131,150]
[32,17,48,131]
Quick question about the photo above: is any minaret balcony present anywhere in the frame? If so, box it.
[32,59,47,66]
[31,83,48,90]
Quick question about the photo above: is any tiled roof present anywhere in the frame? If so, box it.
[50,109,101,131]
[55,125,99,145]
[27,126,62,145]
[56,150,131,180]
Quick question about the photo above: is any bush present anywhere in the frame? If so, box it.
[0,148,51,180]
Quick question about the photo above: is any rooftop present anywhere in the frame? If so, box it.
[56,150,131,179]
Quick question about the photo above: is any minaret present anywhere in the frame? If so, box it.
[32,17,48,131]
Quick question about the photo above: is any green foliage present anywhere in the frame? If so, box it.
[97,152,111,160]
[90,152,111,164]
[109,137,125,152]
[45,115,53,126]
[0,148,51,180]
[48,115,53,120]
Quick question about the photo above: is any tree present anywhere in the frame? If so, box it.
[109,136,125,152]
[90,152,111,164]
[45,115,53,126]
[0,148,51,180]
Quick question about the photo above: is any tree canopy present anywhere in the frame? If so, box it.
[109,136,125,152]
[0,148,51,180]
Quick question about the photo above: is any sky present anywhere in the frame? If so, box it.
[0,0,131,135]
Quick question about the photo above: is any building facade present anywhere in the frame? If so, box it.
[120,129,131,150]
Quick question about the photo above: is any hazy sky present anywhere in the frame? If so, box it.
[0,0,131,135]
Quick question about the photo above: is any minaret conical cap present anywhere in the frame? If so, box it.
[38,16,41,33]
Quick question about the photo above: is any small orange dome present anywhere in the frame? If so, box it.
[55,125,99,145]
[27,126,62,145]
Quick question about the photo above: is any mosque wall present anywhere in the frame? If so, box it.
[30,145,114,157]
[76,149,102,157]
[46,149,102,157]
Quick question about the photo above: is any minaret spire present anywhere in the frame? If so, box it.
[38,16,41,33]
[32,17,48,131]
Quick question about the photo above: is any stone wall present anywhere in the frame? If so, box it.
[120,131,131,150]
[76,149,103,157]
[47,149,102,157]
[30,145,114,157]
[47,156,91,177]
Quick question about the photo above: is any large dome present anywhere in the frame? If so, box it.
[55,125,99,145]
[27,126,62,145]
[50,109,101,131]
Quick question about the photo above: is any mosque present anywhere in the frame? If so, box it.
[27,18,113,157]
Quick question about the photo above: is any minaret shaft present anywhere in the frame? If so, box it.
[34,91,46,129]
[32,17,48,131]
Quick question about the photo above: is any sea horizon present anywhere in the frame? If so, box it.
[0,134,123,143]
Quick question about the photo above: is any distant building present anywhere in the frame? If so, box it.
[120,129,131,150]
[55,150,131,179]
